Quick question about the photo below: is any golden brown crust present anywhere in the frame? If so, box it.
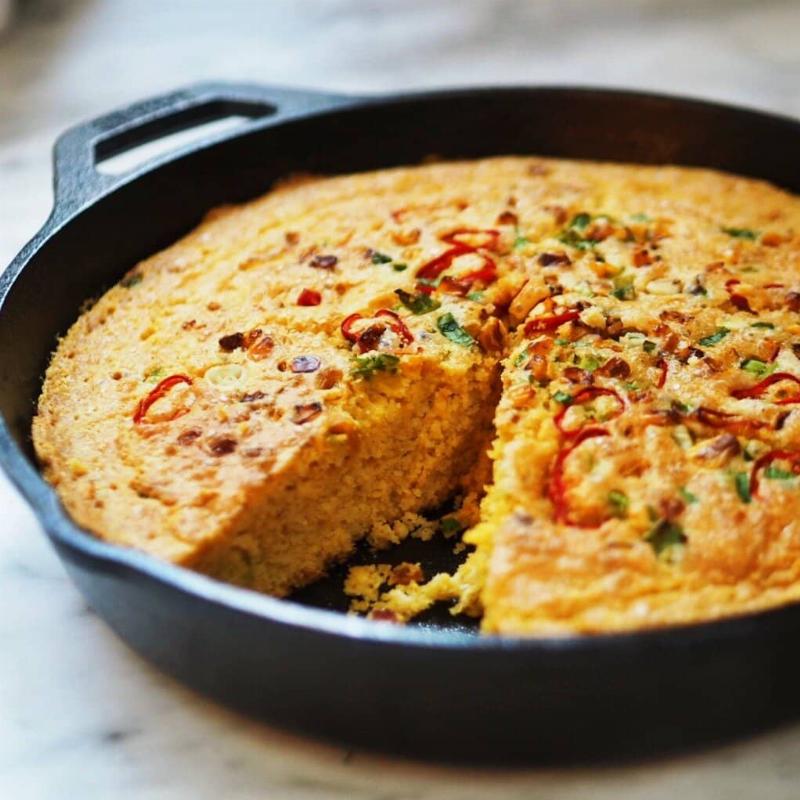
[33,155,800,632]
[468,158,800,634]
[33,158,512,593]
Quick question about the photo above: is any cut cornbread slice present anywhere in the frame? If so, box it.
[33,160,516,595]
[467,163,800,634]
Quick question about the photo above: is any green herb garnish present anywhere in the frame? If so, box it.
[351,353,400,379]
[558,213,595,250]
[764,466,795,480]
[699,327,730,347]
[392,263,408,272]
[576,352,602,372]
[642,340,657,354]
[644,520,687,557]
[559,229,595,251]
[740,358,774,377]
[751,322,775,329]
[553,390,573,405]
[679,486,698,504]
[394,288,440,315]
[607,490,629,519]
[436,313,474,347]
[467,291,485,303]
[145,366,165,382]
[612,273,636,301]
[513,233,529,250]
[722,227,759,240]
[734,471,752,503]
[371,251,392,265]
[513,348,529,368]
[630,213,652,222]
[571,213,591,231]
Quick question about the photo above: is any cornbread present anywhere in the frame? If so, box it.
[33,156,800,634]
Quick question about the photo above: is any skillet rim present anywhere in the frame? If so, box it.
[3,82,800,653]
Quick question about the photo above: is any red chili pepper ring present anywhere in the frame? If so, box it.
[732,372,800,404]
[133,374,193,424]
[554,387,626,435]
[341,309,414,353]
[549,426,610,526]
[415,228,500,295]
[750,450,800,497]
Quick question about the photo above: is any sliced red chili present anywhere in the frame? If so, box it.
[440,228,500,250]
[340,310,413,353]
[725,278,753,313]
[524,309,580,336]
[732,372,800,404]
[461,258,498,285]
[341,313,363,344]
[549,426,610,526]
[133,374,193,424]
[554,387,626,434]
[297,288,322,306]
[437,276,472,296]
[750,450,800,497]
[415,228,499,294]
[416,250,497,293]
[375,309,414,346]
[356,324,386,353]
[416,248,464,285]
[655,357,668,389]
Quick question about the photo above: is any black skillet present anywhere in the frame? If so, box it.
[3,83,800,765]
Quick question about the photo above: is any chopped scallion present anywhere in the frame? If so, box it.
[722,227,758,240]
[734,471,752,503]
[699,327,730,347]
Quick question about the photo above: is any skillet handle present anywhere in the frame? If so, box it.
[51,82,354,218]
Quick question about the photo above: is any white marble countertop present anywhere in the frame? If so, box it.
[3,1,800,797]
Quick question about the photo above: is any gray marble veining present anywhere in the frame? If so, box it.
[2,1,800,797]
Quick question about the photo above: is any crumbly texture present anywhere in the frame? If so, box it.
[33,156,800,634]
[33,162,504,596]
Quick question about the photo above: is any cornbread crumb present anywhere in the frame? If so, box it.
[344,564,393,613]
[367,513,436,548]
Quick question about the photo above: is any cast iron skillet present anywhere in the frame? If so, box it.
[3,83,800,765]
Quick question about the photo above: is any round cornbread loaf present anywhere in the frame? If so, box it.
[33,157,800,633]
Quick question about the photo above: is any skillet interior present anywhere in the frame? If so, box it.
[3,85,800,763]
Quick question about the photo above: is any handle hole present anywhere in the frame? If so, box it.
[95,99,275,176]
